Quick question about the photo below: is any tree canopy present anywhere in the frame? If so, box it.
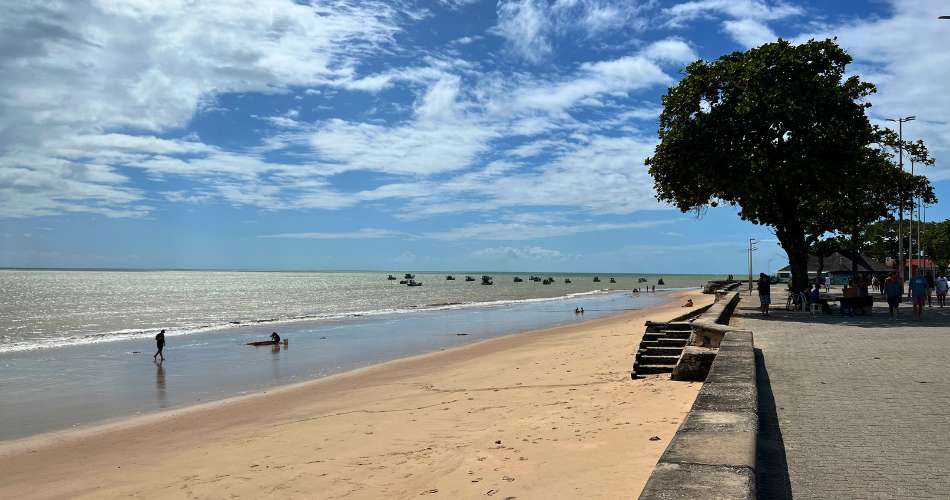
[646,38,936,292]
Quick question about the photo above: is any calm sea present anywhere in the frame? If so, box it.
[0,270,717,353]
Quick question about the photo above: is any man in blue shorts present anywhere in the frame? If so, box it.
[909,270,928,320]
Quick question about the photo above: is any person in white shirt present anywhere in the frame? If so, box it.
[824,275,831,293]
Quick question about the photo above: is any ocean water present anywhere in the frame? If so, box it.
[0,269,721,439]
[0,270,717,353]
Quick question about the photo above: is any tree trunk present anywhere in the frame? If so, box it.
[779,229,810,293]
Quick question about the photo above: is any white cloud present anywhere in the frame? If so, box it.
[259,228,403,239]
[664,0,802,24]
[495,0,651,62]
[472,246,564,260]
[0,0,407,218]
[794,0,950,180]
[663,0,799,47]
[424,218,679,241]
[496,0,552,63]
[723,18,778,48]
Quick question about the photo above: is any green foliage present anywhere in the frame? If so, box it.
[646,38,936,291]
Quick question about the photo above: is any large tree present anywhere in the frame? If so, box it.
[646,38,935,292]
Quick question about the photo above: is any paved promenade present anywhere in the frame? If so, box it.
[736,287,950,499]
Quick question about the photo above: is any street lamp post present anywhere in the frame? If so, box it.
[748,238,758,295]
[885,115,915,281]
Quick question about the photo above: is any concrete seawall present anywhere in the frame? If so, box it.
[640,294,758,499]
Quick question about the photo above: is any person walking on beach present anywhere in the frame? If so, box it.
[757,273,771,316]
[153,329,166,362]
[909,270,928,320]
[884,273,903,318]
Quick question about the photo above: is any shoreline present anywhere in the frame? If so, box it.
[2,287,657,355]
[0,289,710,499]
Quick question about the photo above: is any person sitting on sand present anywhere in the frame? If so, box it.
[153,329,165,362]
[270,332,281,343]
[683,298,694,307]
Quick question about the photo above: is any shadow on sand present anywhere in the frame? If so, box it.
[755,348,792,499]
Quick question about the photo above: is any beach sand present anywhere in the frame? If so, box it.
[0,290,710,499]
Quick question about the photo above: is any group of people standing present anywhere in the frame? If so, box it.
[756,270,949,320]
[882,271,949,319]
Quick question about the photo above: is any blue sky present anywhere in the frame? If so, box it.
[1,0,949,273]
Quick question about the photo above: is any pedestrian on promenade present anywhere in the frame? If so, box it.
[757,273,771,316]
[909,270,928,320]
[936,276,948,307]
[824,275,831,293]
[884,273,903,318]
[926,273,935,307]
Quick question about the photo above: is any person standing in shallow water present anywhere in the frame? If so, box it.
[153,329,165,362]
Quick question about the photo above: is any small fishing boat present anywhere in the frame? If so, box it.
[542,278,553,285]
[637,277,647,283]
[657,278,665,285]
[387,274,397,280]
[407,279,423,287]
[481,275,494,285]
[564,278,572,284]
[246,340,279,346]
[465,276,475,281]
[513,277,524,282]
[399,280,408,284]
[593,276,601,282]
[446,275,455,280]
[609,277,616,283]
[404,273,415,279]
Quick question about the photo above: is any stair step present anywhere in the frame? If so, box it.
[657,338,688,347]
[634,364,675,375]
[659,331,692,339]
[638,355,679,366]
[645,346,683,356]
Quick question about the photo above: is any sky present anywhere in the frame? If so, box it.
[1,0,949,274]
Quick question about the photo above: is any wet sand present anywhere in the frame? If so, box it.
[0,290,709,499]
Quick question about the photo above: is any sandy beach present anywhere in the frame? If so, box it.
[0,290,709,500]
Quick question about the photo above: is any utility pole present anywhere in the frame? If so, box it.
[748,238,758,295]
[886,116,915,280]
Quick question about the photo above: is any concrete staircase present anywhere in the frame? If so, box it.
[631,321,692,377]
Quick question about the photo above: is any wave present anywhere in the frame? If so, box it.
[0,289,626,354]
